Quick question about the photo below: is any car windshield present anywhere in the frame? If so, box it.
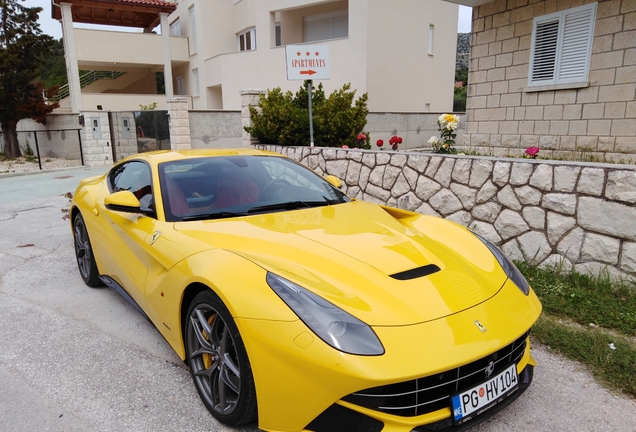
[158,155,351,222]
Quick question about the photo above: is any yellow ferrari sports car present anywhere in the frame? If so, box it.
[71,149,542,432]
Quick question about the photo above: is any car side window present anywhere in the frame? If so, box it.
[108,161,155,215]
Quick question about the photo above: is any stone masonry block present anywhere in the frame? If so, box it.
[537,91,555,105]
[545,105,563,119]
[605,102,627,118]
[534,121,550,134]
[589,68,616,86]
[598,0,620,18]
[590,51,625,70]
[599,84,636,102]
[563,105,582,120]
[616,66,636,84]
[554,89,577,104]
[592,35,613,54]
[614,30,636,50]
[611,120,636,136]
[587,120,612,135]
[582,103,604,119]
[595,15,624,36]
[615,137,636,153]
[549,121,569,135]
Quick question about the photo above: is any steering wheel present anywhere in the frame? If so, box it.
[260,179,291,200]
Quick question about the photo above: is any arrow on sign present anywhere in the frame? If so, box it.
[300,70,317,75]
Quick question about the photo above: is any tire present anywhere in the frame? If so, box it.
[73,213,102,287]
[185,290,257,426]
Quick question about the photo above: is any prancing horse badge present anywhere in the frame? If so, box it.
[150,231,161,245]
[474,320,487,333]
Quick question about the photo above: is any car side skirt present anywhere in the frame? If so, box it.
[100,275,151,323]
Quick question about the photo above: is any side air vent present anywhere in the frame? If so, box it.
[390,264,441,280]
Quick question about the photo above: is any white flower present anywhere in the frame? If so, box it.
[428,136,439,145]
[609,343,616,350]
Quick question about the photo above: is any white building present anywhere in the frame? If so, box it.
[53,0,459,113]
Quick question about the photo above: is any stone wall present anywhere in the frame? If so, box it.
[464,0,636,163]
[256,144,636,283]
[189,110,243,149]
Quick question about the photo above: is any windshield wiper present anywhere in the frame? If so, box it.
[181,211,248,221]
[247,200,327,214]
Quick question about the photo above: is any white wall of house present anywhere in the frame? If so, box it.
[167,0,458,112]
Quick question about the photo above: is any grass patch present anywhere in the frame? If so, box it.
[532,315,636,397]
[517,261,636,337]
[517,263,636,397]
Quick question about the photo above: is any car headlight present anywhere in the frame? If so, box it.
[474,234,530,296]
[266,273,385,356]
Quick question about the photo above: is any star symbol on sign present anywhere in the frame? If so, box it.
[306,51,310,56]
[315,51,320,56]
[296,51,301,56]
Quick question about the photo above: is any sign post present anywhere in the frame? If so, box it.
[285,45,330,147]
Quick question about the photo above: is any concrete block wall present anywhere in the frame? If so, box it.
[464,0,636,163]
[256,144,636,283]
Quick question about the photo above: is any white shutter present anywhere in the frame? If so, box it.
[527,3,596,88]
[557,6,595,82]
[530,18,559,84]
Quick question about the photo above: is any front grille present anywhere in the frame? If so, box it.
[342,331,530,417]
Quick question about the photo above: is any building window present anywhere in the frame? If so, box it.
[275,23,281,47]
[239,27,256,51]
[527,3,596,88]
[428,24,434,55]
[189,6,197,54]
[175,75,185,95]
[303,10,348,43]
[192,69,199,96]
[170,18,180,36]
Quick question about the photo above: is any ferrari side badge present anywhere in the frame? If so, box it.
[150,231,161,245]
[474,320,487,333]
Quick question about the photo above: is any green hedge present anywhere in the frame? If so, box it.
[245,81,369,148]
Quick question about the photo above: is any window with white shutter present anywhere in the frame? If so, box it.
[527,3,596,88]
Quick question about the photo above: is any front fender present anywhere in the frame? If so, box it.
[144,248,298,359]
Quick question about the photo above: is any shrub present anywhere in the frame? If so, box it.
[245,81,369,148]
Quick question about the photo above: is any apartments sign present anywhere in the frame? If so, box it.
[285,45,330,80]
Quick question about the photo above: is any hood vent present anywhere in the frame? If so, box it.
[390,264,441,281]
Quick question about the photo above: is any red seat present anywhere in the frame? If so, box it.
[165,175,190,218]
[216,173,260,209]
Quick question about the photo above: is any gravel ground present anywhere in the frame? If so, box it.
[0,157,82,175]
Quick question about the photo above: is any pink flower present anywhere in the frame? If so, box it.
[357,133,367,141]
[525,146,540,158]
[341,145,349,148]
[376,139,384,147]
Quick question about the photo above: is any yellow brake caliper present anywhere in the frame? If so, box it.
[202,313,216,370]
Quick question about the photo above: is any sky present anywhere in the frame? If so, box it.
[31,0,473,40]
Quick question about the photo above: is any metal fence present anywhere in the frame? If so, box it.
[0,129,84,170]
[133,110,170,153]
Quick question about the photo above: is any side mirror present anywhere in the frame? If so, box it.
[325,175,342,189]
[105,191,146,214]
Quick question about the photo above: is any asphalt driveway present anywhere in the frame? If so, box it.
[0,167,634,431]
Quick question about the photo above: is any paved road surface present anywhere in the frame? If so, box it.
[0,167,635,431]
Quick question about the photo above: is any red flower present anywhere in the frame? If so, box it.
[389,135,402,146]
[376,139,384,147]
[525,146,540,157]
[357,133,367,141]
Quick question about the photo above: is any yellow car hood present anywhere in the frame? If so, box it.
[174,200,510,326]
